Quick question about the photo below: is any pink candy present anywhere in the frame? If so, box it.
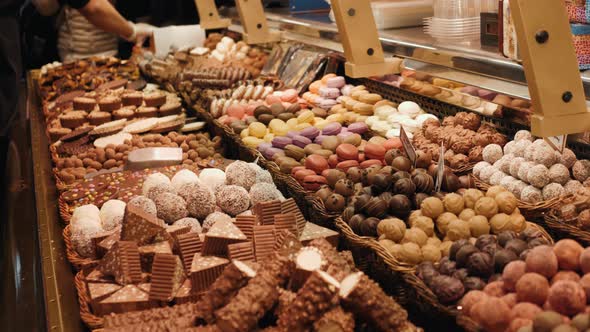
[319,87,341,99]
[280,89,298,103]
[326,76,346,89]
[266,94,282,105]
[226,104,245,119]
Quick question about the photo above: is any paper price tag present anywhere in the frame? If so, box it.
[400,125,416,167]
[544,135,567,154]
[435,143,445,192]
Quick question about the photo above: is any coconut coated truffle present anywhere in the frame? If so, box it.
[474,161,491,178]
[518,161,535,182]
[513,140,532,158]
[549,164,571,185]
[199,168,226,191]
[173,217,202,233]
[146,182,175,202]
[509,157,526,178]
[480,165,499,183]
[559,148,577,169]
[216,185,250,216]
[249,162,274,184]
[178,182,217,219]
[514,130,533,141]
[527,165,550,188]
[99,199,126,231]
[564,180,584,196]
[542,183,565,200]
[573,160,590,182]
[490,171,507,186]
[153,192,189,224]
[142,172,171,196]
[533,147,557,168]
[483,144,504,164]
[202,211,233,233]
[249,182,284,206]
[127,195,157,217]
[225,160,257,190]
[170,169,200,193]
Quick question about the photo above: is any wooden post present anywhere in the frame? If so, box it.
[330,0,402,78]
[195,0,231,30]
[235,0,281,45]
[509,0,590,137]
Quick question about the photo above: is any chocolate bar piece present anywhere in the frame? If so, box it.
[97,231,122,257]
[88,282,122,313]
[176,232,203,271]
[281,198,306,237]
[121,204,165,246]
[227,242,255,262]
[138,241,172,272]
[234,215,257,241]
[300,222,339,248]
[86,269,115,283]
[174,279,199,304]
[96,284,152,316]
[92,228,120,258]
[273,213,298,236]
[253,225,276,262]
[202,219,247,256]
[98,241,142,285]
[149,254,186,301]
[190,254,229,293]
[254,200,282,225]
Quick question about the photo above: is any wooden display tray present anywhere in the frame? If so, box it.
[28,70,85,331]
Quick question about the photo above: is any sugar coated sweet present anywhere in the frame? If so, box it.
[142,172,171,196]
[99,199,126,231]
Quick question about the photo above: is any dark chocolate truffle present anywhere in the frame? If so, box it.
[464,277,486,291]
[371,173,392,194]
[505,239,529,256]
[348,214,365,234]
[452,268,469,281]
[388,195,412,219]
[393,178,416,196]
[392,156,412,172]
[456,244,479,268]
[413,193,430,210]
[475,234,498,251]
[430,275,465,304]
[347,167,363,183]
[360,217,380,237]
[412,172,435,193]
[450,239,470,260]
[467,252,494,278]
[391,171,411,183]
[325,193,346,212]
[353,194,371,211]
[494,248,518,272]
[439,256,458,276]
[364,197,388,218]
[417,261,440,286]
[497,231,518,247]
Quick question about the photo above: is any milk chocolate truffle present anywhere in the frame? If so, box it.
[436,212,457,235]
[422,244,442,263]
[411,216,435,237]
[443,193,465,215]
[520,185,543,203]
[415,150,432,168]
[475,197,499,219]
[463,189,485,209]
[490,213,511,234]
[421,197,444,219]
[325,193,346,213]
[447,219,471,241]
[412,172,434,193]
[471,296,511,331]
[399,242,423,264]
[402,227,428,247]
[334,179,355,197]
[459,209,476,221]
[467,252,494,278]
[153,192,189,224]
[495,191,518,214]
[377,218,406,242]
[548,281,587,316]
[503,261,527,292]
[430,275,465,304]
[216,185,250,216]
[468,216,490,237]
[391,170,411,183]
[526,245,559,279]
[178,182,216,220]
[573,160,590,182]
[483,144,504,164]
[553,239,583,271]
[325,169,346,188]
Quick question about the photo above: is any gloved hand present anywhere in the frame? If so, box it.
[125,22,155,47]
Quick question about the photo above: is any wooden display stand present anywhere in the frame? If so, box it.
[330,0,402,78]
[235,0,281,45]
[195,0,231,30]
[510,0,590,138]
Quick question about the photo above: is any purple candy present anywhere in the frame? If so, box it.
[292,135,312,148]
[460,86,479,96]
[322,122,342,136]
[314,135,329,145]
[272,136,292,149]
[257,142,272,153]
[340,127,349,133]
[299,126,320,140]
[478,89,498,101]
[348,122,369,134]
[287,131,300,138]
[337,131,354,140]
[263,147,284,159]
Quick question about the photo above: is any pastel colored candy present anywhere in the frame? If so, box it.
[319,87,341,99]
[326,76,346,89]
[266,94,282,105]
[314,135,329,145]
[297,110,315,124]
[337,131,354,141]
[321,74,337,84]
[319,99,338,110]
[341,84,355,96]
[348,122,369,134]
[257,142,272,153]
[299,126,320,140]
[322,122,342,136]
[287,131,300,138]
[263,147,285,159]
[309,81,322,95]
[292,135,312,148]
[281,89,298,103]
[272,136,292,149]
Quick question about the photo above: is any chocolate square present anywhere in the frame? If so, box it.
[121,204,165,246]
[253,225,276,262]
[98,241,142,285]
[254,200,282,225]
[234,215,258,241]
[299,222,339,248]
[174,279,199,304]
[149,254,186,301]
[138,241,172,272]
[227,242,255,262]
[190,254,229,293]
[176,232,203,271]
[281,198,307,237]
[273,213,298,236]
[202,219,247,256]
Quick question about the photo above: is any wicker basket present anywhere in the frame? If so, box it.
[59,195,73,224]
[334,216,553,330]
[472,175,562,218]
[74,270,105,329]
[544,210,590,245]
[64,225,99,271]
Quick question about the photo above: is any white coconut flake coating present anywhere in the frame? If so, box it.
[490,171,507,186]
[99,199,126,231]
[153,192,189,224]
[199,168,226,191]
[512,139,531,158]
[482,144,504,164]
[202,211,233,233]
[249,162,274,184]
[177,182,217,220]
[142,172,171,196]
[532,139,550,148]
[480,165,498,183]
[500,175,516,189]
[170,169,200,192]
[71,222,103,258]
[473,161,491,178]
[510,180,527,199]
[509,157,526,178]
[514,130,533,141]
[225,160,257,190]
[523,143,536,161]
[498,154,514,174]
[542,183,565,200]
[521,185,543,204]
[127,196,157,217]
[559,148,577,169]
[249,183,284,206]
[71,204,100,227]
[573,160,590,182]
[173,217,202,233]
[564,180,584,195]
[503,141,516,155]
[517,161,535,182]
[548,164,571,185]
[216,185,251,216]
[527,164,550,188]
[146,182,175,202]
[533,147,557,168]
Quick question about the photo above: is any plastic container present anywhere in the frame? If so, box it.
[326,0,434,29]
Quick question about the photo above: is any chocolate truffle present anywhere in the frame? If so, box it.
[521,186,543,204]
[551,271,581,285]
[580,248,590,274]
[417,261,439,285]
[573,160,590,182]
[421,197,444,219]
[495,248,518,273]
[526,245,559,279]
[402,227,428,246]
[422,244,442,263]
[463,189,485,209]
[483,144,504,164]
[393,178,416,196]
[178,182,217,220]
[439,256,457,275]
[450,239,470,260]
[511,302,542,321]
[527,165,550,188]
[153,192,189,224]
[470,297,511,331]
[467,251,494,278]
[542,183,564,200]
[503,260,526,292]
[170,169,200,193]
[443,193,465,215]
[249,183,284,206]
[553,239,583,271]
[474,161,492,178]
[564,180,584,195]
[430,275,465,304]
[495,191,518,214]
[468,216,490,237]
[490,213,512,234]
[412,172,434,193]
[216,185,250,216]
[377,218,406,242]
[325,193,346,213]
[456,244,479,268]
[225,160,257,191]
[559,148,577,169]
[548,281,586,316]
[505,239,528,256]
[360,217,380,237]
[447,219,471,241]
[464,277,486,291]
[516,272,550,306]
[173,217,202,233]
[411,216,435,237]
[483,280,506,297]
[475,197,499,219]
[392,156,412,172]
[142,172,172,196]
[549,164,571,186]
[127,196,157,217]
[460,290,488,314]
[202,212,232,233]
[399,242,423,265]
[533,147,558,168]
[99,199,125,231]
[388,195,412,219]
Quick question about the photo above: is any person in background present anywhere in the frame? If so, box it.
[33,0,154,61]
